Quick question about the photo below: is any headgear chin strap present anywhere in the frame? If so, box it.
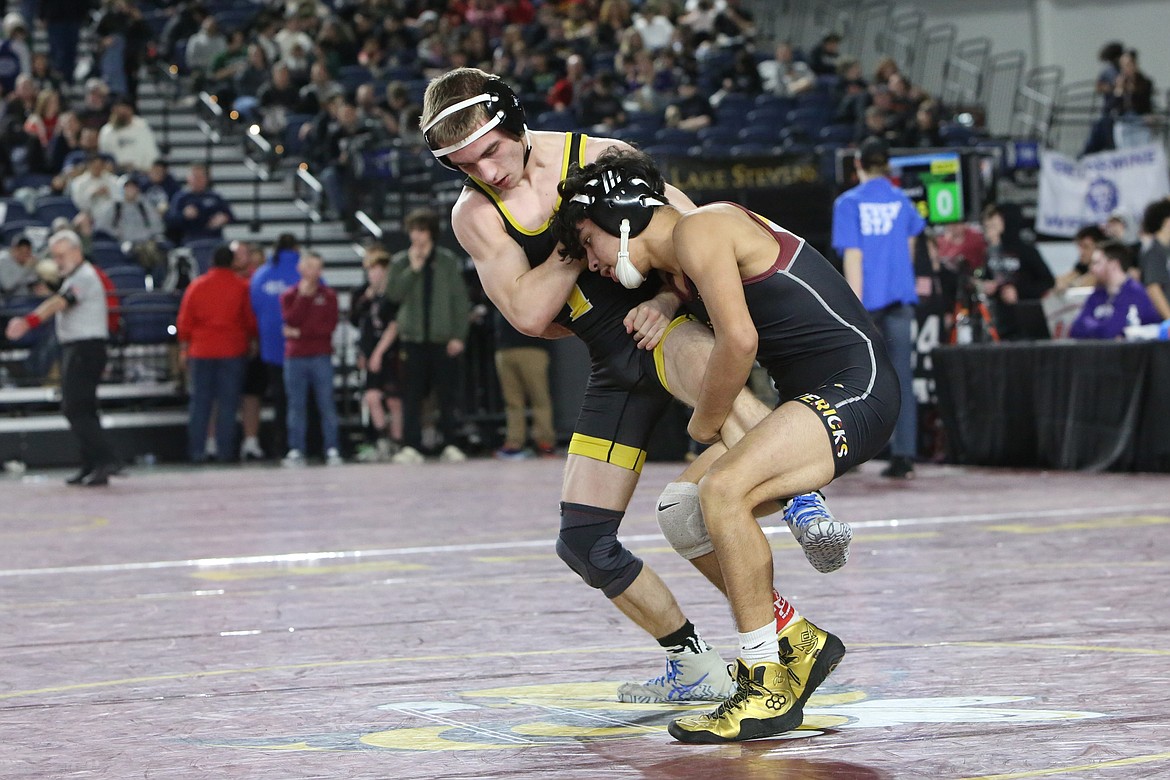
[570,169,666,288]
[614,219,647,289]
[423,78,528,171]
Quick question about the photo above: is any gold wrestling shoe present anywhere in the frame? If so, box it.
[668,658,804,743]
[779,617,846,705]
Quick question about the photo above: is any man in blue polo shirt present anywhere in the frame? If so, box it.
[832,137,926,479]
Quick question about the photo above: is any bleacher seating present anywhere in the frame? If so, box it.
[32,195,79,224]
[90,242,132,269]
[104,265,149,294]
[119,293,181,345]
[0,198,30,222]
[183,238,222,274]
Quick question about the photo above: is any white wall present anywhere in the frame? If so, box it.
[900,0,1170,99]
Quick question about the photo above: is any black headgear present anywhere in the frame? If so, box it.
[422,78,527,170]
[569,168,667,239]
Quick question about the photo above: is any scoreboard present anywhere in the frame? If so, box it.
[888,151,964,224]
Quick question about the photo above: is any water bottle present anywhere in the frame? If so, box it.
[1127,305,1140,329]
[955,312,973,344]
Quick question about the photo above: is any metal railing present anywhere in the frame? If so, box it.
[914,23,956,101]
[983,51,1027,138]
[941,37,991,110]
[878,8,924,78]
[1012,65,1063,144]
[291,166,325,245]
[242,126,279,233]
[195,91,228,169]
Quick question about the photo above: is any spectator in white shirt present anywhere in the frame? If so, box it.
[758,42,814,97]
[98,96,160,172]
[69,154,120,213]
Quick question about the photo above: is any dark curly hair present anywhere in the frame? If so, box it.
[552,147,667,262]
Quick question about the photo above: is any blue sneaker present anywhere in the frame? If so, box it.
[617,649,735,703]
[783,491,851,573]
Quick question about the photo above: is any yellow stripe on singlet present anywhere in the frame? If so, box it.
[652,314,696,395]
[567,433,647,473]
[467,134,584,236]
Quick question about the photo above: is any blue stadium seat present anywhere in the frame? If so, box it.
[0,220,42,246]
[120,293,180,345]
[182,238,221,275]
[89,242,132,269]
[338,65,374,93]
[216,8,258,33]
[1,295,48,348]
[281,113,315,157]
[610,125,656,147]
[818,123,856,144]
[103,265,148,293]
[383,65,424,83]
[624,110,664,132]
[33,195,78,224]
[534,110,576,132]
[754,94,796,112]
[653,127,699,146]
[737,126,781,145]
[643,143,697,160]
[746,106,789,126]
[714,94,755,124]
[0,197,30,222]
[5,173,53,191]
[729,143,779,158]
[697,126,741,146]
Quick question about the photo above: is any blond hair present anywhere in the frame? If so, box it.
[420,67,497,150]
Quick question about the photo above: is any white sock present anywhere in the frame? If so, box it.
[739,622,780,666]
[242,436,260,450]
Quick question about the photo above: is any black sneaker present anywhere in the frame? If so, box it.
[881,456,915,479]
[65,467,94,485]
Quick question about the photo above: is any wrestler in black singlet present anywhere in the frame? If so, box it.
[670,204,901,475]
[466,133,674,471]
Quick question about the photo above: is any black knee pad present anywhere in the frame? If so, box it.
[555,501,644,598]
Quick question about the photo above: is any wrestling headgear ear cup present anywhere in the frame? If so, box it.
[423,78,528,171]
[569,170,667,289]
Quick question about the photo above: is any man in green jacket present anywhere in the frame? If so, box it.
[372,207,471,463]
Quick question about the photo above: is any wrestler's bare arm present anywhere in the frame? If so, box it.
[674,210,760,444]
[451,189,582,337]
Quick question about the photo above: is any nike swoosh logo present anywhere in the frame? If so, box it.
[658,501,680,512]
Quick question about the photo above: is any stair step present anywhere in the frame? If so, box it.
[157,128,213,146]
[216,181,298,200]
[165,145,248,164]
[224,220,356,243]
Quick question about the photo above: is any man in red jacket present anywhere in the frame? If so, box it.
[177,244,257,462]
[279,250,342,466]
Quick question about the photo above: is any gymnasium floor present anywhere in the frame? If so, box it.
[2,457,1168,780]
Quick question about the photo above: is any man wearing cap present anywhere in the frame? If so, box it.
[98,95,160,172]
[5,230,118,486]
[832,136,925,479]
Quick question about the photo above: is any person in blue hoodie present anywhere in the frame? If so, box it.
[249,233,302,456]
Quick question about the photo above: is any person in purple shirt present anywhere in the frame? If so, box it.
[1069,241,1161,340]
